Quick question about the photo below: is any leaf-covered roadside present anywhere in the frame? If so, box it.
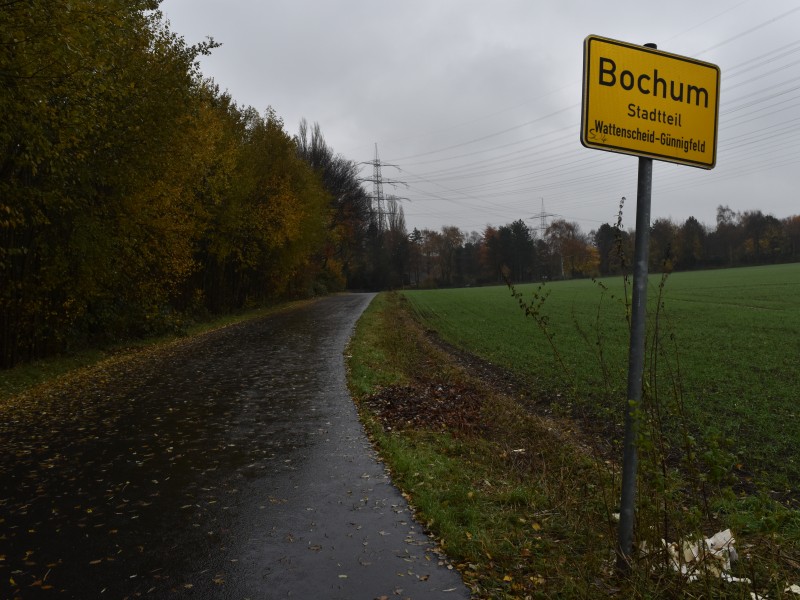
[346,292,799,599]
[347,293,615,598]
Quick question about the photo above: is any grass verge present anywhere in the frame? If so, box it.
[347,291,800,599]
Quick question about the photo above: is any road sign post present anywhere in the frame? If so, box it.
[580,36,719,571]
[618,137,653,572]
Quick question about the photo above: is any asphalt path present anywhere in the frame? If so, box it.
[0,294,469,599]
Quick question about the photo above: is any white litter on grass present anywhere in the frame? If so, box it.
[640,529,799,599]
[640,529,740,583]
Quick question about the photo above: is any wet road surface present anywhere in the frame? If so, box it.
[0,294,469,599]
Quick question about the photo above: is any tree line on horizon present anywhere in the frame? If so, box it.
[2,2,798,369]
[385,205,800,289]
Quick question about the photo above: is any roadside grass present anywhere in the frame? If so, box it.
[346,291,798,598]
[347,293,613,597]
[0,299,315,403]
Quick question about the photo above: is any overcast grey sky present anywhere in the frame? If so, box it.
[160,0,800,236]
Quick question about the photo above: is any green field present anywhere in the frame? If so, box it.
[403,264,800,501]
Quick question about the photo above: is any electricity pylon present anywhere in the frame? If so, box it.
[530,198,558,237]
[359,143,407,231]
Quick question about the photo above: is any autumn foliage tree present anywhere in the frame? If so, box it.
[294,120,373,290]
[545,219,599,278]
[1,0,216,364]
[195,108,331,310]
[0,3,345,367]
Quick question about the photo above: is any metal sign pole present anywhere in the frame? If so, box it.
[617,152,653,571]
[616,42,656,573]
[617,152,653,570]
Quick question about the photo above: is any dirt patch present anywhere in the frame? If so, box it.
[363,382,484,434]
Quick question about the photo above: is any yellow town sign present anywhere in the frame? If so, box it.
[581,35,720,169]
